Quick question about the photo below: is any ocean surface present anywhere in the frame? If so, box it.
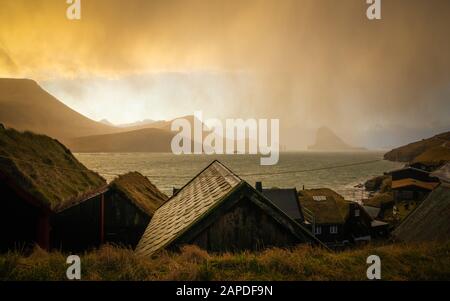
[74,152,403,201]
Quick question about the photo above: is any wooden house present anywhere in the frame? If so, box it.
[298,189,388,248]
[0,128,107,252]
[136,161,324,257]
[0,128,168,252]
[386,167,440,220]
[256,182,304,224]
[389,167,439,203]
[105,172,168,248]
[392,182,450,243]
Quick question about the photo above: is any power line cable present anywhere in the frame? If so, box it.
[0,153,383,179]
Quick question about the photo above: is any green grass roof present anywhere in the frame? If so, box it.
[109,172,168,216]
[298,188,349,224]
[0,127,106,211]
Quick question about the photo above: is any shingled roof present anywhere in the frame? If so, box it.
[0,127,107,212]
[109,172,168,217]
[136,160,322,256]
[392,183,450,243]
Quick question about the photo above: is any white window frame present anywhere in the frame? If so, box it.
[330,225,338,234]
[314,226,322,235]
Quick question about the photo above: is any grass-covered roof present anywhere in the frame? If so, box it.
[109,172,168,217]
[0,127,106,212]
[298,188,349,224]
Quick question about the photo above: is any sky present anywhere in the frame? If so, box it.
[0,0,449,149]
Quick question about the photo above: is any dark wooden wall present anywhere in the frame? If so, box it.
[104,192,150,248]
[0,181,41,252]
[312,224,345,245]
[51,195,102,252]
[187,199,299,252]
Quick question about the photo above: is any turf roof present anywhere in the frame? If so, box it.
[0,127,106,212]
[298,188,349,224]
[110,172,168,216]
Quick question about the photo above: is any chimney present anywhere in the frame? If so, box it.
[349,202,360,218]
[173,187,180,196]
[255,182,263,192]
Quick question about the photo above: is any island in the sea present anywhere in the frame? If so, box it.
[308,127,367,151]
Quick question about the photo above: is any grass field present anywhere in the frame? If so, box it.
[1,241,449,281]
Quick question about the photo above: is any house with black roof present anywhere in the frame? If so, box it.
[256,182,304,224]
[389,167,440,203]
[136,161,325,257]
[386,166,441,222]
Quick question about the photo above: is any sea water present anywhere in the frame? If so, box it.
[75,151,403,201]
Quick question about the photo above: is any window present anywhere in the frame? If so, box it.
[355,209,360,217]
[314,226,322,235]
[330,225,338,234]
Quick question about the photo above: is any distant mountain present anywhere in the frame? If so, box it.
[0,78,252,153]
[66,127,205,153]
[0,78,118,140]
[99,119,115,126]
[384,131,450,165]
[116,119,157,128]
[65,128,176,152]
[308,127,366,151]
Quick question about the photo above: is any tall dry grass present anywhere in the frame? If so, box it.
[1,242,449,281]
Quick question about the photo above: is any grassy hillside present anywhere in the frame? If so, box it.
[1,242,449,281]
[384,131,450,165]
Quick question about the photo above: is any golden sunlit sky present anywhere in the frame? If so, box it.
[0,0,449,149]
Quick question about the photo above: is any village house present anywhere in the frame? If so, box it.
[298,189,389,248]
[256,182,304,224]
[392,169,450,243]
[391,163,450,242]
[0,128,108,252]
[0,127,167,252]
[105,172,168,248]
[135,160,325,257]
[387,166,440,220]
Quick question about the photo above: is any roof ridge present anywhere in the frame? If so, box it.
[158,160,242,210]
